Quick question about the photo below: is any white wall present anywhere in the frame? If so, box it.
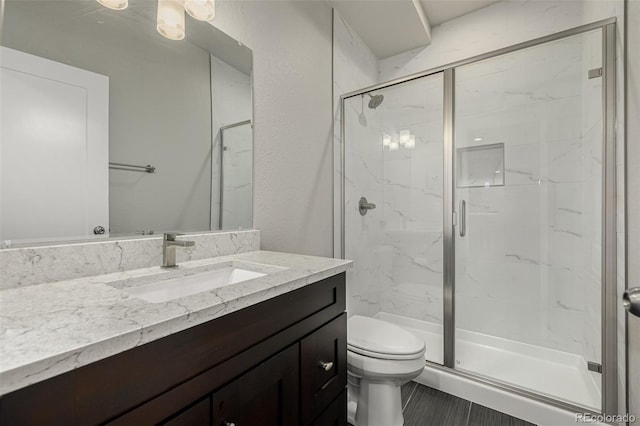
[380,0,603,81]
[211,1,334,256]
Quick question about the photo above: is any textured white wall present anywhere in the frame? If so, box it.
[211,1,334,256]
[379,0,586,81]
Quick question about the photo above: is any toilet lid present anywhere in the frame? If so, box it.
[347,315,425,360]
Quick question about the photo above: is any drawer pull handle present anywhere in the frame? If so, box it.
[224,422,236,426]
[319,361,334,371]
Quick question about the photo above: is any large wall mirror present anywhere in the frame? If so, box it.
[0,0,253,246]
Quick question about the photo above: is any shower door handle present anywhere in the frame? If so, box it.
[459,200,466,237]
[624,287,640,318]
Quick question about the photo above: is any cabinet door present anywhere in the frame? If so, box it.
[300,314,347,424]
[311,390,347,426]
[212,344,299,426]
[161,398,211,426]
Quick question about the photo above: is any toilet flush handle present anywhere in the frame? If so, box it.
[319,361,334,371]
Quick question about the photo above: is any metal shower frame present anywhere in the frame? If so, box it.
[338,17,618,416]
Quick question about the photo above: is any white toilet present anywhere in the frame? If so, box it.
[347,315,426,426]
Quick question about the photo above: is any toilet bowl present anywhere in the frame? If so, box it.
[347,315,426,426]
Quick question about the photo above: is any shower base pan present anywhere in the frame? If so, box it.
[375,312,602,426]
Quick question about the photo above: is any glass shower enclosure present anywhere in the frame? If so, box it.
[339,19,617,414]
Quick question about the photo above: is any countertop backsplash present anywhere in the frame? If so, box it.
[0,230,260,290]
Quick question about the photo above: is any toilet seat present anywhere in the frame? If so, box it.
[347,315,425,360]
[347,344,423,360]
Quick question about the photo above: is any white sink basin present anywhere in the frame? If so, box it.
[124,266,269,303]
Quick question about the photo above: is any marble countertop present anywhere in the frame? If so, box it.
[0,250,352,395]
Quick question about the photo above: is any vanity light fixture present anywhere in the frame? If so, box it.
[96,0,128,10]
[184,0,215,21]
[96,0,215,41]
[157,0,186,41]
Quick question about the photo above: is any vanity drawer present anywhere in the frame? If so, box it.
[300,313,347,425]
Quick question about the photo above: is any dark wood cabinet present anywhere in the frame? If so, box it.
[311,391,347,426]
[301,314,347,424]
[161,398,211,426]
[0,273,346,426]
[212,344,299,426]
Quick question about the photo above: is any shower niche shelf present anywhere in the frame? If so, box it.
[456,143,505,188]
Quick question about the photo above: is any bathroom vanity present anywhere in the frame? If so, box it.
[0,249,351,426]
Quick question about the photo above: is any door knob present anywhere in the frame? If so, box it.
[623,287,640,318]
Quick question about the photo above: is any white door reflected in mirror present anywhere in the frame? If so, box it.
[0,47,109,244]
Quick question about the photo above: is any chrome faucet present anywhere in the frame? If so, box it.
[162,233,195,268]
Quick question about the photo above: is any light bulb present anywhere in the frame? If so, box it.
[184,0,215,21]
[406,135,416,149]
[96,0,128,10]
[399,130,410,146]
[389,140,399,151]
[157,0,185,41]
[383,133,391,147]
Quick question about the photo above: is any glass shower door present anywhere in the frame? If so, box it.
[220,121,253,230]
[343,73,445,364]
[453,29,604,410]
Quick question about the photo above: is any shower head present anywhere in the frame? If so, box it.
[367,93,384,109]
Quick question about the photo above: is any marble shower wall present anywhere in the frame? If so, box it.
[332,10,381,317]
[0,230,260,289]
[342,76,446,326]
[375,76,444,325]
[343,91,385,317]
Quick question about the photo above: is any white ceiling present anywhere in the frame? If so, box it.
[331,0,501,59]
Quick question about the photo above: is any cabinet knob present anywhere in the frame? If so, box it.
[319,361,334,371]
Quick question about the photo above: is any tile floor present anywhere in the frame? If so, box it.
[401,382,536,426]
